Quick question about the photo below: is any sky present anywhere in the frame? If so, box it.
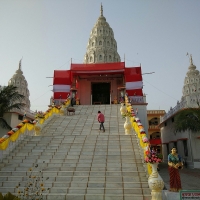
[0,0,200,113]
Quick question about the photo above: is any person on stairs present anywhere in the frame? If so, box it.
[97,111,105,132]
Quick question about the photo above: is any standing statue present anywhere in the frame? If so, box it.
[168,147,183,192]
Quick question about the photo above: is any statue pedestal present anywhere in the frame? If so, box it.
[148,163,164,200]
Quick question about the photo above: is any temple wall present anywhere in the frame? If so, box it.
[161,121,190,163]
[134,105,148,137]
[161,120,200,168]
[0,113,23,137]
[78,80,91,105]
[110,79,118,102]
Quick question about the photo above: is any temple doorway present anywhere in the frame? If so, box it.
[92,82,110,104]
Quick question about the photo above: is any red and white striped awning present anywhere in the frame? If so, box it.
[125,67,143,96]
[53,70,71,99]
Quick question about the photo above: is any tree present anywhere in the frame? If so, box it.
[174,108,200,133]
[0,85,25,130]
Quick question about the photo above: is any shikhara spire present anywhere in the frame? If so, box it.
[19,59,22,70]
[84,5,121,63]
[190,54,193,65]
[8,59,31,110]
[100,3,103,16]
[19,57,23,70]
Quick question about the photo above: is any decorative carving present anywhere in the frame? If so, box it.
[148,163,164,200]
[124,116,132,135]
[120,103,126,115]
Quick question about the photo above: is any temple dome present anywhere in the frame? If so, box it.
[8,60,31,110]
[84,4,121,64]
[182,55,200,107]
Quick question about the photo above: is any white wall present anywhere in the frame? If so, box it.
[0,112,33,137]
[161,117,200,168]
[133,105,148,136]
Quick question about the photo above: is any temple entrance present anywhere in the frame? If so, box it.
[92,82,110,104]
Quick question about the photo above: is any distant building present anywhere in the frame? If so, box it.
[147,110,166,154]
[8,59,31,110]
[0,60,34,137]
[160,55,200,169]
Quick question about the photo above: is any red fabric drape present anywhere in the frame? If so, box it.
[53,70,71,98]
[125,67,143,96]
[53,70,71,85]
[125,67,142,82]
[125,67,142,75]
[53,92,69,99]
[126,89,143,96]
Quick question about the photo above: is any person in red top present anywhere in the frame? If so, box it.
[97,111,105,132]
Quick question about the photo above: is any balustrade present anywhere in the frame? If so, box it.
[160,100,187,123]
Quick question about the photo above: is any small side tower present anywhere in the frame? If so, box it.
[8,59,31,110]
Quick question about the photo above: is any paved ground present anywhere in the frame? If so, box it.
[159,162,200,190]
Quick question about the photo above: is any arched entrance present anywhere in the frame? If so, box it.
[92,82,110,104]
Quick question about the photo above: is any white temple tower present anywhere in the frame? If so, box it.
[84,4,121,64]
[182,55,200,108]
[8,59,31,111]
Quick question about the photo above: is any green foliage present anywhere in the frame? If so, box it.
[0,85,25,129]
[0,193,3,200]
[0,192,20,200]
[174,108,200,132]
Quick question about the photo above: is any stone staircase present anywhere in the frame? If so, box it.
[0,105,151,200]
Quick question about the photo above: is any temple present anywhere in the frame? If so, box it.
[53,5,145,106]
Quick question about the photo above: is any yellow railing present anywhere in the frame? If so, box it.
[0,99,70,150]
[125,96,152,175]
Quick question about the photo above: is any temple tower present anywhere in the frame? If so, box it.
[8,59,31,110]
[182,55,200,108]
[84,4,121,63]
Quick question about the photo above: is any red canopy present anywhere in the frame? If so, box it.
[71,62,125,75]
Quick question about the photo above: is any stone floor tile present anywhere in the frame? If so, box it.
[106,182,123,188]
[66,195,84,200]
[68,189,86,194]
[85,194,104,200]
[104,196,123,200]
[50,187,67,193]
[88,182,105,188]
[124,196,144,200]
[46,194,66,200]
[106,177,122,182]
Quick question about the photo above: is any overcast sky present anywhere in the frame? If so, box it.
[0,0,200,112]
